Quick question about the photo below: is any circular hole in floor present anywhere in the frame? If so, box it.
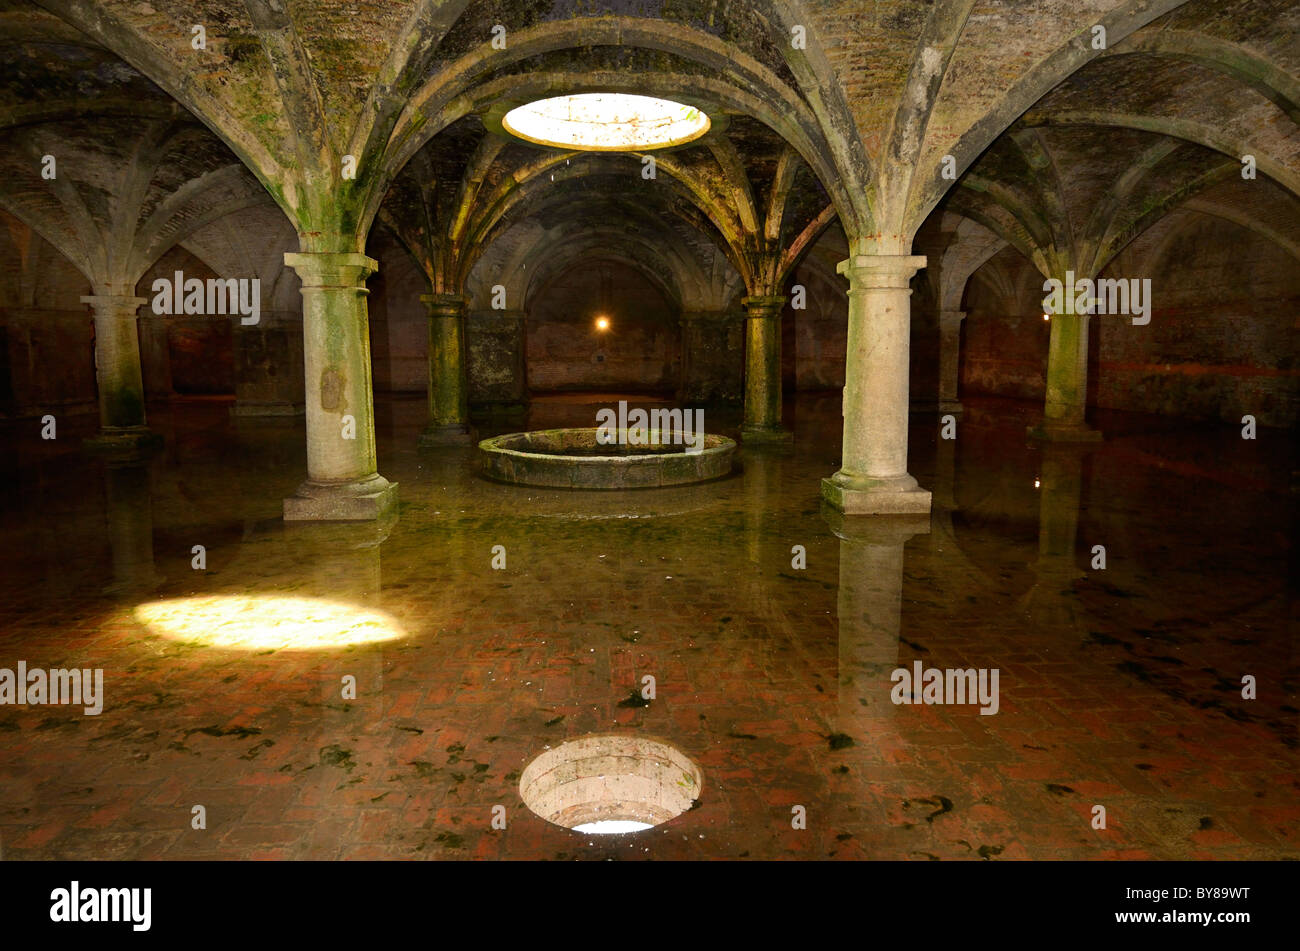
[520,734,703,834]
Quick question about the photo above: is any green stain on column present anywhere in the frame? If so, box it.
[424,295,469,429]
[285,251,380,483]
[105,386,145,428]
[1043,312,1089,426]
[742,296,785,431]
[88,300,150,431]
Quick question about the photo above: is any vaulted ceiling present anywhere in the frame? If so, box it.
[0,0,1296,298]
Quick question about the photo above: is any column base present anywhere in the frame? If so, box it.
[1027,421,1104,443]
[103,571,165,597]
[283,474,399,522]
[418,423,474,448]
[821,471,933,515]
[84,427,164,459]
[821,503,932,543]
[231,400,305,418]
[740,424,793,446]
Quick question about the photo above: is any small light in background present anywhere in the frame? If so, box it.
[1034,478,1041,489]
[595,315,610,331]
[1042,313,1051,321]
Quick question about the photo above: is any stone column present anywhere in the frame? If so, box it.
[1029,302,1102,442]
[282,251,397,521]
[937,308,965,415]
[82,291,161,454]
[741,295,791,444]
[419,293,472,447]
[821,254,931,515]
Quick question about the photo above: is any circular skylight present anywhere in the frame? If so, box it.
[502,93,710,151]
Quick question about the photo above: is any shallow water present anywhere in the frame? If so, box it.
[0,392,1294,859]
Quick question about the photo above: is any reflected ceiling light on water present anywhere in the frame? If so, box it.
[520,735,702,834]
[502,93,710,151]
[573,820,653,835]
[133,595,407,651]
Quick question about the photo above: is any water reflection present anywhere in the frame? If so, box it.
[1018,444,1093,627]
[825,507,930,726]
[102,461,162,595]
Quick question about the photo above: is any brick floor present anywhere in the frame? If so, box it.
[0,393,1294,860]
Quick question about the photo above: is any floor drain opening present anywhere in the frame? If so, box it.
[520,734,702,835]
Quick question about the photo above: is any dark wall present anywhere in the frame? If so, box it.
[1096,216,1300,427]
[789,258,848,391]
[960,250,1048,402]
[958,219,1300,427]
[138,247,234,395]
[526,258,679,393]
[0,213,96,418]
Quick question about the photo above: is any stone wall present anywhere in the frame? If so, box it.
[679,312,742,403]
[526,259,679,393]
[959,250,1048,402]
[958,219,1300,427]
[0,216,95,418]
[789,251,848,391]
[138,247,235,396]
[467,311,527,406]
[369,242,427,394]
[1095,215,1300,428]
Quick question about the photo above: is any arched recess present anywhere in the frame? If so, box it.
[0,209,94,418]
[914,213,1007,411]
[460,181,746,408]
[784,226,850,392]
[957,247,1050,405]
[1091,206,1300,429]
[524,254,682,397]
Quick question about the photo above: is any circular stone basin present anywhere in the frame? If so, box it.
[520,735,703,833]
[479,427,736,489]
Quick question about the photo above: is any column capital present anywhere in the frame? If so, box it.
[420,293,467,318]
[81,295,148,317]
[939,308,967,326]
[837,254,927,288]
[284,251,377,287]
[741,295,786,317]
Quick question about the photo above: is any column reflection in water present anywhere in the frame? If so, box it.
[824,507,930,729]
[285,516,395,858]
[103,461,162,595]
[742,447,784,569]
[1018,444,1093,626]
